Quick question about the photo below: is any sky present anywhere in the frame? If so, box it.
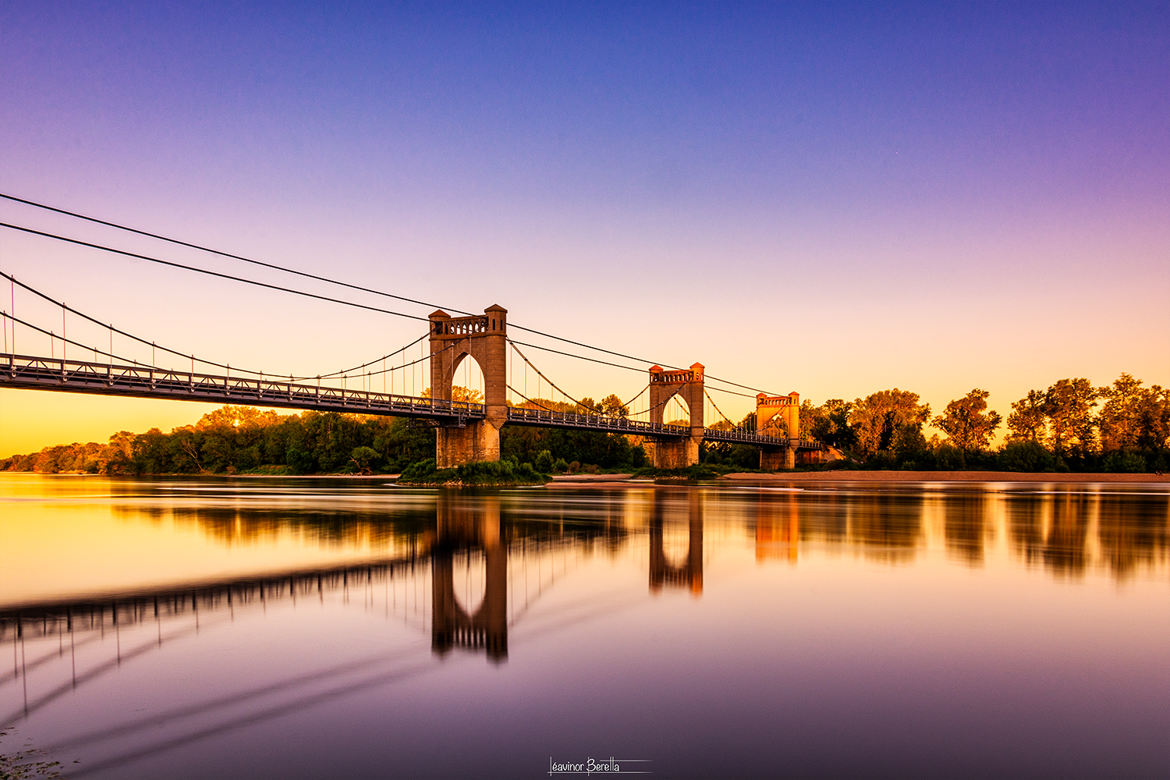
[1,1,1168,456]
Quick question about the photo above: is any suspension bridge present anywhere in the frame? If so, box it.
[0,194,825,469]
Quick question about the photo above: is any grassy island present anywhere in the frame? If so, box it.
[630,464,724,481]
[397,459,550,486]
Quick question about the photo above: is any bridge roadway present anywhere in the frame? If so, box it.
[0,353,820,449]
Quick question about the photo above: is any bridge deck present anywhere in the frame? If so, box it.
[0,354,820,449]
[0,353,481,421]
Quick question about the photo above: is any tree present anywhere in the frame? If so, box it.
[1135,385,1170,451]
[1097,373,1147,452]
[371,417,434,472]
[132,428,170,474]
[848,389,930,458]
[803,399,854,449]
[891,423,929,465]
[599,394,629,418]
[933,389,1002,453]
[421,385,483,403]
[348,446,382,475]
[1044,378,1097,455]
[1007,389,1047,443]
[106,431,136,475]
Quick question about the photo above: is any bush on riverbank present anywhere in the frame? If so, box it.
[398,458,549,486]
[631,464,725,481]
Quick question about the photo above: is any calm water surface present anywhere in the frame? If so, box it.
[1,474,1168,778]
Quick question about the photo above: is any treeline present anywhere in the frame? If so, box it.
[731,372,1167,473]
[0,397,646,476]
[3,374,1166,476]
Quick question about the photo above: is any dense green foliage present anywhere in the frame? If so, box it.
[699,437,759,469]
[796,373,1169,472]
[501,396,647,471]
[1,401,647,476]
[502,426,645,471]
[0,406,434,476]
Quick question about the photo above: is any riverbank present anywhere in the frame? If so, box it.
[4,469,1167,486]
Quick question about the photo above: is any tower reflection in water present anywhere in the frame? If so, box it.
[648,489,704,595]
[430,494,508,662]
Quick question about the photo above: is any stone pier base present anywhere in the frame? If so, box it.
[436,421,501,467]
[760,445,797,472]
[650,437,701,469]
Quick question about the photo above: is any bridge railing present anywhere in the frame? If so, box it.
[0,353,486,420]
[703,427,826,449]
[507,406,689,437]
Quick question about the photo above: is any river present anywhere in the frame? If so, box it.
[1,474,1168,778]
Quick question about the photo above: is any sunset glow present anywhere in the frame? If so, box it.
[2,4,1168,456]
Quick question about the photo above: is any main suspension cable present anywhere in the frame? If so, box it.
[0,194,786,395]
[506,385,561,413]
[0,269,426,382]
[704,388,740,428]
[0,223,432,324]
[0,192,477,318]
[508,340,602,414]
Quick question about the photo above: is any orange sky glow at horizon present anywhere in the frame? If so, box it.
[2,4,1168,458]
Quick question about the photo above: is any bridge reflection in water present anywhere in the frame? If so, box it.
[2,483,1167,777]
[0,490,711,726]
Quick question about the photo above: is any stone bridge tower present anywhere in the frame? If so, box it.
[428,306,507,466]
[647,363,705,468]
[756,392,800,470]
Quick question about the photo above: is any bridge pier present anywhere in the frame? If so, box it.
[436,421,502,468]
[648,437,701,469]
[647,363,705,469]
[759,445,796,471]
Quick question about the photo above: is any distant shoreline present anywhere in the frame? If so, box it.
[2,470,1167,485]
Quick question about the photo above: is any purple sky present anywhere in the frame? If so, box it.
[2,2,1168,453]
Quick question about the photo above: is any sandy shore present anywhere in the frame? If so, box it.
[722,470,1169,484]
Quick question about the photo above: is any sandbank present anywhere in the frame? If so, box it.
[722,470,1168,484]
